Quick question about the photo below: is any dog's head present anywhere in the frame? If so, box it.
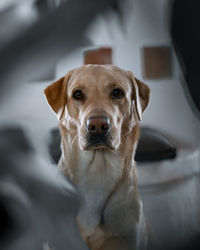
[44,65,150,151]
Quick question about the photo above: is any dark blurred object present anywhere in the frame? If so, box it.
[0,0,123,96]
[0,127,32,156]
[0,181,30,248]
[0,0,37,49]
[170,0,200,113]
[48,127,177,164]
[0,127,87,250]
[177,235,200,250]
[84,47,113,65]
[49,127,61,164]
[35,0,65,14]
[0,127,32,247]
[135,127,176,162]
[157,234,200,250]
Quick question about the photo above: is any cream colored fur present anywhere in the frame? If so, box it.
[44,65,150,250]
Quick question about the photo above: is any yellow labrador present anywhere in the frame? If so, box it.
[44,65,150,250]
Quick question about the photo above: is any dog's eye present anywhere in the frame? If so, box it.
[73,90,84,100]
[111,88,124,99]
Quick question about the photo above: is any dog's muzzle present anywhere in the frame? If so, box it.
[85,116,112,149]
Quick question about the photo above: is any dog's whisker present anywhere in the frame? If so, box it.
[71,134,78,146]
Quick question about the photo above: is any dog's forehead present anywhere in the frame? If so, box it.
[67,65,130,88]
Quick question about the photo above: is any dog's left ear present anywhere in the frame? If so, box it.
[44,72,71,120]
[127,71,150,121]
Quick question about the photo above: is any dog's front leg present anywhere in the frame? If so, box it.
[83,227,130,250]
[99,236,134,250]
[83,226,136,250]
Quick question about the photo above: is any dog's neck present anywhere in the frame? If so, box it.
[58,122,140,239]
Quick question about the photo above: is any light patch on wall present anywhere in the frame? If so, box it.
[141,46,172,79]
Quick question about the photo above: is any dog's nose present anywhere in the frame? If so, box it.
[86,116,110,134]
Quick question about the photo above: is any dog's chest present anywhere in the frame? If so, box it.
[74,151,123,236]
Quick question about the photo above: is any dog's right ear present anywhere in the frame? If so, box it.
[44,73,71,120]
[127,71,150,121]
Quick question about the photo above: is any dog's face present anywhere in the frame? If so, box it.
[44,65,150,151]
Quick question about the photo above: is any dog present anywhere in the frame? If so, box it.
[44,65,150,250]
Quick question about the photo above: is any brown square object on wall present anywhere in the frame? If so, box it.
[142,46,172,79]
[84,47,112,65]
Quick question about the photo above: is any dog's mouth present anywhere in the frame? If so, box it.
[84,133,114,150]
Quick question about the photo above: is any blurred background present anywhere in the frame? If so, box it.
[0,0,200,249]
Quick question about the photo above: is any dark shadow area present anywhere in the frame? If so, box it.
[170,0,200,117]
